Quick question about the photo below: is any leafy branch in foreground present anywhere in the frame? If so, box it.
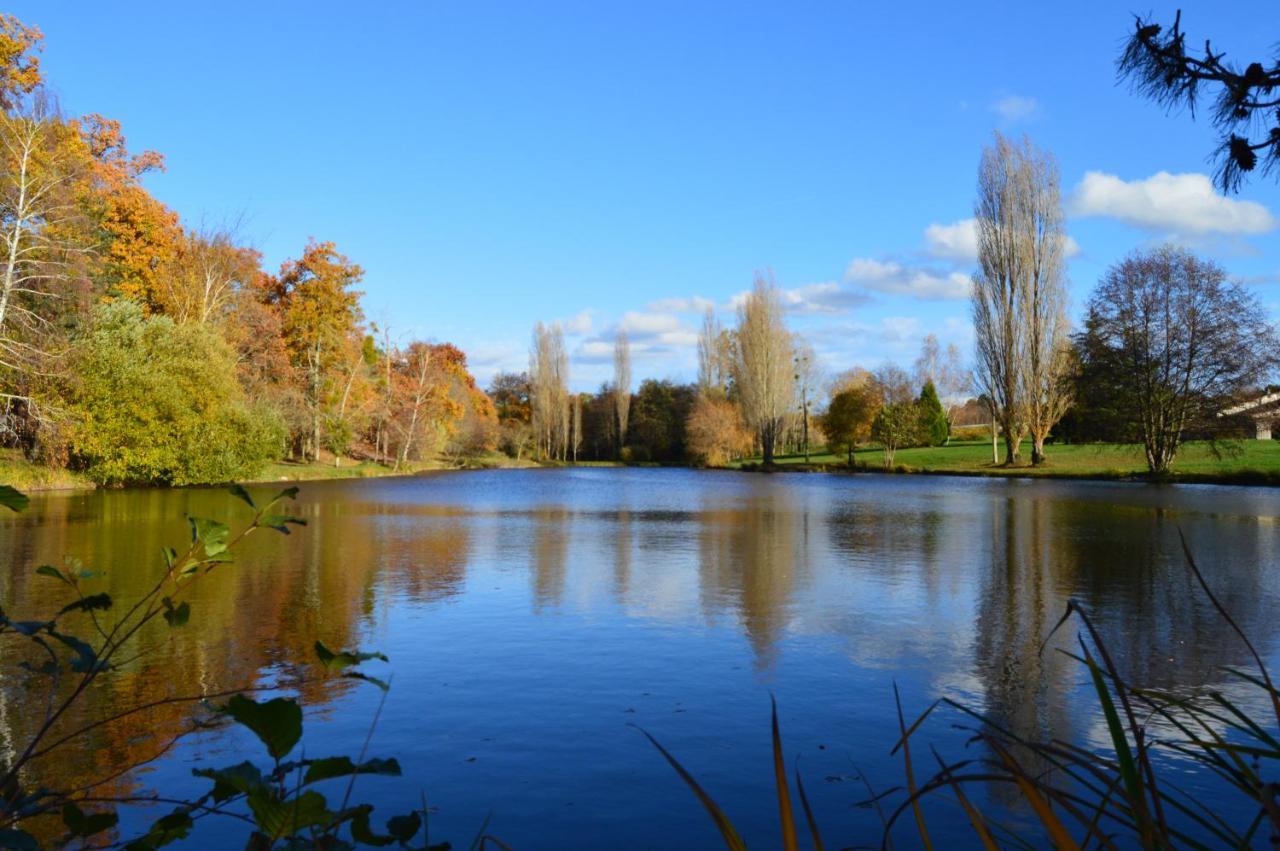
[0,484,484,850]
[647,540,1280,849]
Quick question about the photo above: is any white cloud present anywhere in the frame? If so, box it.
[1069,171,1277,236]
[926,217,1079,262]
[727,282,871,315]
[572,308,704,366]
[925,219,979,261]
[647,296,715,314]
[559,309,594,335]
[844,258,971,301]
[992,95,1038,121]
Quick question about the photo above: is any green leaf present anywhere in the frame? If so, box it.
[58,593,112,616]
[0,485,28,513]
[247,789,331,838]
[124,808,194,849]
[35,565,66,584]
[228,484,256,509]
[188,516,230,557]
[315,641,389,671]
[303,756,401,784]
[162,547,177,570]
[193,760,265,802]
[61,802,118,838]
[385,812,422,843]
[0,828,39,850]
[162,598,190,627]
[222,694,302,760]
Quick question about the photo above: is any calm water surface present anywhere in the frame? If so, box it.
[3,468,1279,847]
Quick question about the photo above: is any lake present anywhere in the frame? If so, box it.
[3,468,1279,847]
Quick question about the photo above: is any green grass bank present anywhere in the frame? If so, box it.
[737,438,1280,485]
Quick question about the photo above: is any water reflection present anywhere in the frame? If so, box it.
[2,471,1279,846]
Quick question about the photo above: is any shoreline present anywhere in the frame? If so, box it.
[9,450,1280,494]
[729,459,1280,488]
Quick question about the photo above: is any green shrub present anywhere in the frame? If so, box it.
[917,381,949,446]
[61,301,284,485]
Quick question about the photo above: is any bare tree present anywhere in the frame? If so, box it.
[571,392,583,463]
[159,225,256,325]
[696,306,730,397]
[1083,246,1278,473]
[733,274,794,464]
[914,334,972,441]
[529,322,569,461]
[0,94,87,414]
[612,328,631,455]
[972,132,1071,465]
[792,338,819,462]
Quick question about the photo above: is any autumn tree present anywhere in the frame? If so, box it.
[972,133,1071,465]
[258,239,365,461]
[820,379,880,465]
[686,395,752,467]
[75,114,180,308]
[613,328,631,455]
[0,15,42,111]
[489,371,534,460]
[733,274,794,465]
[1082,246,1279,473]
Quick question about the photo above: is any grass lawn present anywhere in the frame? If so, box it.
[743,438,1280,484]
[0,449,94,491]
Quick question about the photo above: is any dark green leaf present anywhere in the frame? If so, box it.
[385,812,422,843]
[61,802,118,838]
[193,760,265,802]
[221,694,302,760]
[315,641,389,671]
[0,828,39,850]
[124,808,194,849]
[58,593,112,616]
[0,486,28,513]
[247,789,331,837]
[344,671,390,692]
[349,807,395,847]
[228,484,256,509]
[48,630,99,672]
[161,597,190,627]
[303,756,401,784]
[10,620,49,636]
[259,513,306,534]
[270,486,300,506]
[35,565,66,584]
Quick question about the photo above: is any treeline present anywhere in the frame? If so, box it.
[494,132,1277,476]
[0,17,495,485]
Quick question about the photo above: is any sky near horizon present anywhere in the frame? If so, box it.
[15,1,1280,391]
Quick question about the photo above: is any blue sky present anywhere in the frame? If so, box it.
[15,1,1280,390]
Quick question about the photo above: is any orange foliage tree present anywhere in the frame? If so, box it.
[257,240,365,461]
